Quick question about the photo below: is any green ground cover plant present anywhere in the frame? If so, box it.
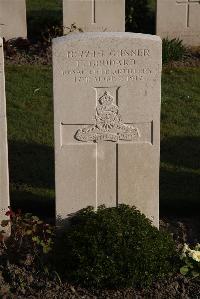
[56,205,176,288]
[162,38,187,64]
[5,66,200,219]
[0,206,177,285]
[0,211,199,297]
[180,243,200,277]
[0,209,54,256]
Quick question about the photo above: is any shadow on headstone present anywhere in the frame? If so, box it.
[8,140,55,221]
[10,189,55,222]
[56,211,80,231]
[160,136,200,217]
[8,140,54,189]
[8,136,199,220]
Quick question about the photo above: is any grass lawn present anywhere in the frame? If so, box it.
[26,0,62,12]
[161,68,200,215]
[148,0,156,11]
[5,65,54,218]
[5,65,200,218]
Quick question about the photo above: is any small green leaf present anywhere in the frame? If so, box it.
[25,213,32,219]
[185,260,193,268]
[191,271,199,278]
[180,266,189,275]
[43,247,49,254]
[26,230,33,235]
[32,236,41,245]
[32,216,39,221]
[46,229,52,234]
[40,240,45,247]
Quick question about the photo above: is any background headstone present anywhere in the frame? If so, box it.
[0,0,27,40]
[53,32,162,227]
[63,0,125,33]
[157,0,200,46]
[0,37,10,229]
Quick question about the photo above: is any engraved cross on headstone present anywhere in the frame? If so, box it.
[176,0,200,27]
[61,87,153,209]
[92,0,96,23]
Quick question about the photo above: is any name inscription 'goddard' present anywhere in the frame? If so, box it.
[75,91,140,143]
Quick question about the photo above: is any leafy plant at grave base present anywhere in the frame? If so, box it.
[0,208,54,265]
[180,243,200,278]
[0,209,58,296]
[41,23,83,48]
[3,38,31,57]
[162,38,187,64]
[57,204,177,289]
[40,25,64,48]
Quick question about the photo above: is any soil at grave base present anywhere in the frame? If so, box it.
[4,38,52,65]
[0,217,200,299]
[3,38,200,68]
[0,271,200,299]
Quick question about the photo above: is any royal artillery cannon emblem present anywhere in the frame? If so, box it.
[75,91,140,143]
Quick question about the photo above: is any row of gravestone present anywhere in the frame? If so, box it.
[0,35,161,233]
[0,0,198,231]
[0,0,199,46]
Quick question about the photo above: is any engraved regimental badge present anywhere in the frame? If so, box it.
[75,91,140,143]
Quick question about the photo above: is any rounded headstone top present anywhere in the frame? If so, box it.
[53,32,162,45]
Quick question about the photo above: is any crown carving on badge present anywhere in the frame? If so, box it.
[99,92,114,105]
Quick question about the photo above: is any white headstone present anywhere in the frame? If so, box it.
[53,33,162,227]
[0,0,27,40]
[157,0,200,46]
[63,0,125,33]
[0,37,10,230]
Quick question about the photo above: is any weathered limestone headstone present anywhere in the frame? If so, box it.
[157,0,200,46]
[63,0,125,33]
[0,0,27,40]
[0,37,10,230]
[53,33,162,227]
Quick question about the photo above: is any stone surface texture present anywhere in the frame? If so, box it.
[63,0,125,33]
[0,0,27,40]
[53,32,162,227]
[0,37,10,229]
[157,0,200,46]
